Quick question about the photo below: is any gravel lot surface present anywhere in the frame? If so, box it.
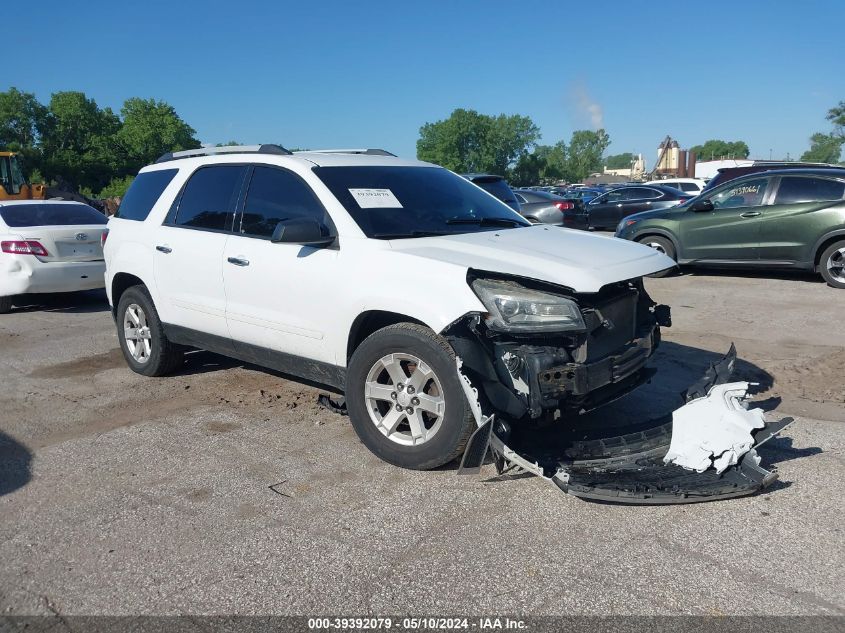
[0,268,842,616]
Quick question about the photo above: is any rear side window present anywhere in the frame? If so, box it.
[239,166,329,238]
[115,169,178,221]
[0,203,107,227]
[774,177,845,204]
[679,183,700,192]
[172,165,246,232]
[473,178,517,204]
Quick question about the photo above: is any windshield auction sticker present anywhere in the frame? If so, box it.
[349,188,404,208]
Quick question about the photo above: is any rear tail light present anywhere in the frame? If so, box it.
[554,201,575,211]
[101,229,109,247]
[1,240,49,256]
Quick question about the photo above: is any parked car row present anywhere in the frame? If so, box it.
[561,184,691,231]
[615,167,845,288]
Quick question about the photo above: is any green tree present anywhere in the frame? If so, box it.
[826,100,845,138]
[416,108,539,174]
[688,139,750,160]
[99,175,135,198]
[117,97,200,170]
[0,87,48,149]
[565,129,610,182]
[216,140,241,147]
[40,91,122,192]
[604,152,634,170]
[800,133,843,163]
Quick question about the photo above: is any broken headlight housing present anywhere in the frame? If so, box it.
[471,278,586,333]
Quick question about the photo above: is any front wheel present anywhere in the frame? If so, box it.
[637,235,677,278]
[819,240,845,289]
[346,323,475,470]
[0,296,13,314]
[116,285,184,376]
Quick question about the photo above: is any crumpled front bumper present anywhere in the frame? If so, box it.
[457,345,793,504]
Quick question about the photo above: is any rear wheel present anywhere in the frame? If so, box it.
[346,323,475,470]
[116,286,184,376]
[0,296,12,314]
[637,235,677,278]
[819,240,845,289]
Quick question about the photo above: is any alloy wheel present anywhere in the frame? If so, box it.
[364,353,446,446]
[826,247,845,284]
[123,303,152,364]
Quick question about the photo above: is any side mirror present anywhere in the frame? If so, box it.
[271,217,336,247]
[690,199,714,212]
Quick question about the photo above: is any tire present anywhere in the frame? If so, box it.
[346,323,475,470]
[637,235,677,278]
[0,296,12,314]
[116,285,184,376]
[819,240,845,289]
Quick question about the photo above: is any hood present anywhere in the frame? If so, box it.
[388,225,675,293]
[627,204,688,223]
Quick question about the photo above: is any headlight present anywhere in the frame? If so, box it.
[471,278,586,333]
[616,218,638,234]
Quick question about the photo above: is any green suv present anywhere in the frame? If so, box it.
[615,168,845,288]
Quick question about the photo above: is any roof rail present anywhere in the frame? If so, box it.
[303,148,397,157]
[155,144,292,164]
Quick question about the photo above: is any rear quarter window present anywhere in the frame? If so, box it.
[115,169,179,221]
[774,177,845,204]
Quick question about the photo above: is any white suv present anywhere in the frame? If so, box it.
[105,145,675,471]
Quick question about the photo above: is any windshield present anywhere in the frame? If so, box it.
[313,166,530,238]
[0,203,107,227]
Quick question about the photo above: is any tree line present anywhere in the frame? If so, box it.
[416,108,613,186]
[0,87,199,197]
[2,86,842,197]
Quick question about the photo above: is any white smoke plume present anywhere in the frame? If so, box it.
[568,81,604,130]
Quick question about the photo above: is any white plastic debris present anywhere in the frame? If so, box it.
[663,382,766,474]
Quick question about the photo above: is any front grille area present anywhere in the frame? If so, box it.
[579,288,639,362]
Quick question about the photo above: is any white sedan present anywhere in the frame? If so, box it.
[0,200,109,313]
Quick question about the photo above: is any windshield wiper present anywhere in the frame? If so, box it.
[445,216,525,227]
[372,230,451,239]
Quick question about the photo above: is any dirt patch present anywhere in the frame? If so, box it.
[775,349,845,405]
[29,348,125,379]
[205,421,242,434]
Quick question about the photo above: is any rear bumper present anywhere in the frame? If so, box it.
[0,256,106,296]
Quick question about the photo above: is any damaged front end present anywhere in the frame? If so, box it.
[448,274,792,504]
[448,273,672,422]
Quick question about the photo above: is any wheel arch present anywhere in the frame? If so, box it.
[813,230,845,270]
[111,272,147,317]
[346,310,429,363]
[633,228,680,258]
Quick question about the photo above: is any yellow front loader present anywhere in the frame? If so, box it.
[0,151,46,200]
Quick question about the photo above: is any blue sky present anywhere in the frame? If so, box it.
[8,1,844,166]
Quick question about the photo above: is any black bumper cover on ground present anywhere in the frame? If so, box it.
[461,345,793,504]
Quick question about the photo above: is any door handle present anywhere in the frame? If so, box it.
[740,211,761,218]
[156,245,172,254]
[227,256,250,267]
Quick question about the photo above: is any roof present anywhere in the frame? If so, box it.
[724,167,845,179]
[141,149,433,173]
[462,173,506,181]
